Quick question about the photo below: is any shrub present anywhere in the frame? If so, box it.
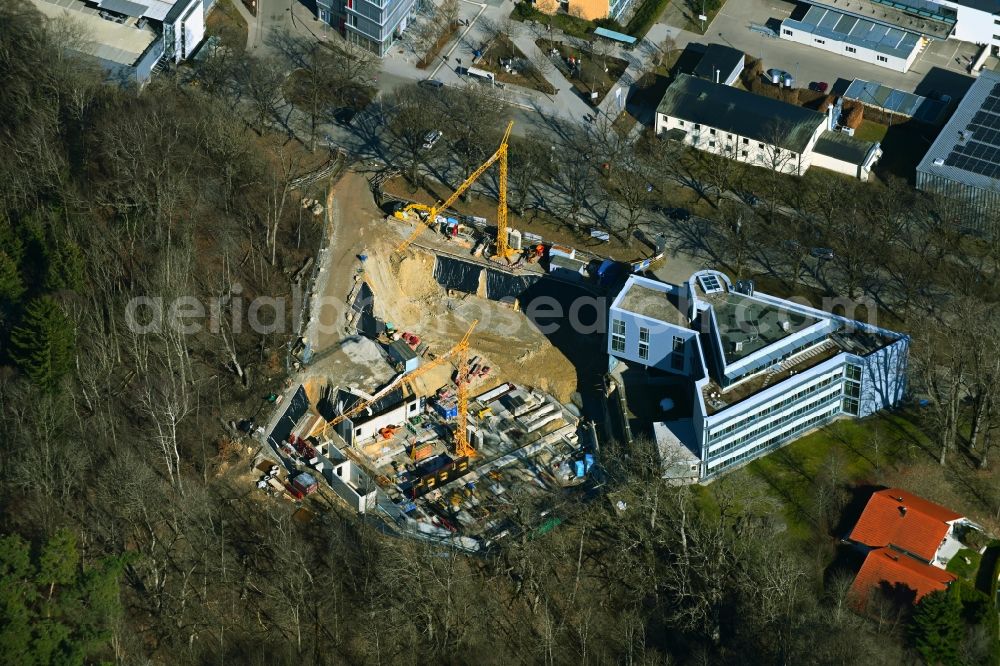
[625,0,671,39]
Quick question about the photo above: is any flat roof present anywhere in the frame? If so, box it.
[704,292,820,364]
[31,0,158,65]
[844,79,949,123]
[813,130,878,165]
[693,44,744,81]
[784,6,925,58]
[799,0,954,40]
[657,74,824,154]
[617,283,688,327]
[917,70,1000,190]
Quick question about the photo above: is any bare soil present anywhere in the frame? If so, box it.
[306,171,582,402]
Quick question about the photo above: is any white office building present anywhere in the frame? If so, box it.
[607,272,908,482]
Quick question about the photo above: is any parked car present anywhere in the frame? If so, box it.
[422,130,443,150]
[809,81,829,93]
[766,69,793,86]
[420,79,444,89]
[810,247,835,261]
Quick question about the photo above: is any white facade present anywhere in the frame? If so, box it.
[608,271,909,482]
[934,0,1000,48]
[779,22,922,73]
[655,113,826,176]
[335,390,422,446]
[811,143,884,181]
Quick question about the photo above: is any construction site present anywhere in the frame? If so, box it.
[245,121,664,549]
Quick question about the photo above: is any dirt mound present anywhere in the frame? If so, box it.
[397,253,437,300]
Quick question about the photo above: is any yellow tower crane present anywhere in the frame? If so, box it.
[314,321,478,441]
[454,342,475,458]
[392,121,517,262]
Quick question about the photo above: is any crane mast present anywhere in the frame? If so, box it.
[392,121,515,262]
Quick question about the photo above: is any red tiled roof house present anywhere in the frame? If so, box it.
[846,488,972,609]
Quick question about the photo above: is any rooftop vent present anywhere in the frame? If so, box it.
[899,505,908,516]
[959,130,971,142]
[732,340,744,353]
[933,157,945,166]
[781,320,791,332]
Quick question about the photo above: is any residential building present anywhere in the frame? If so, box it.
[781,0,1000,72]
[692,44,745,86]
[849,548,956,609]
[848,488,974,568]
[916,69,1000,235]
[655,75,883,179]
[318,0,417,56]
[533,0,634,22]
[30,0,207,85]
[845,488,984,609]
[331,386,422,446]
[607,272,908,482]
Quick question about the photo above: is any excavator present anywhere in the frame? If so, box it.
[392,121,519,265]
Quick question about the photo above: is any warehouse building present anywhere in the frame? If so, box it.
[607,271,908,482]
[656,75,882,179]
[916,70,1000,235]
[30,0,207,84]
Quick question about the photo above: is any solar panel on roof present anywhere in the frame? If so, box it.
[699,275,723,294]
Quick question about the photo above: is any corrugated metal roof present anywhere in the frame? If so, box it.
[785,6,924,59]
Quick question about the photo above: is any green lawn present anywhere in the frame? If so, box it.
[854,120,889,144]
[946,548,982,580]
[737,411,928,544]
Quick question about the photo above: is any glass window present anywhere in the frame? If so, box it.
[843,398,860,415]
[672,336,684,350]
[846,364,862,381]
[639,342,649,360]
[639,326,649,343]
[612,319,625,336]
[671,352,684,370]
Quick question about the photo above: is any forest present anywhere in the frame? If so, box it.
[1,0,999,663]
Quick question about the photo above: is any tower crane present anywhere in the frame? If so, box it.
[315,321,478,440]
[454,343,475,458]
[392,121,517,263]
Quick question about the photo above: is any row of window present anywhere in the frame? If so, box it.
[611,318,626,353]
[610,318,660,363]
[709,374,839,442]
[709,406,838,472]
[681,121,768,150]
[726,336,830,387]
[708,391,842,457]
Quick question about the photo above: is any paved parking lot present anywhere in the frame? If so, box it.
[707,0,977,98]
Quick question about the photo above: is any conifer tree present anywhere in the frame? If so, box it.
[9,296,75,392]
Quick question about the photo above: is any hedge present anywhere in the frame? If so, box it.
[624,0,670,39]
